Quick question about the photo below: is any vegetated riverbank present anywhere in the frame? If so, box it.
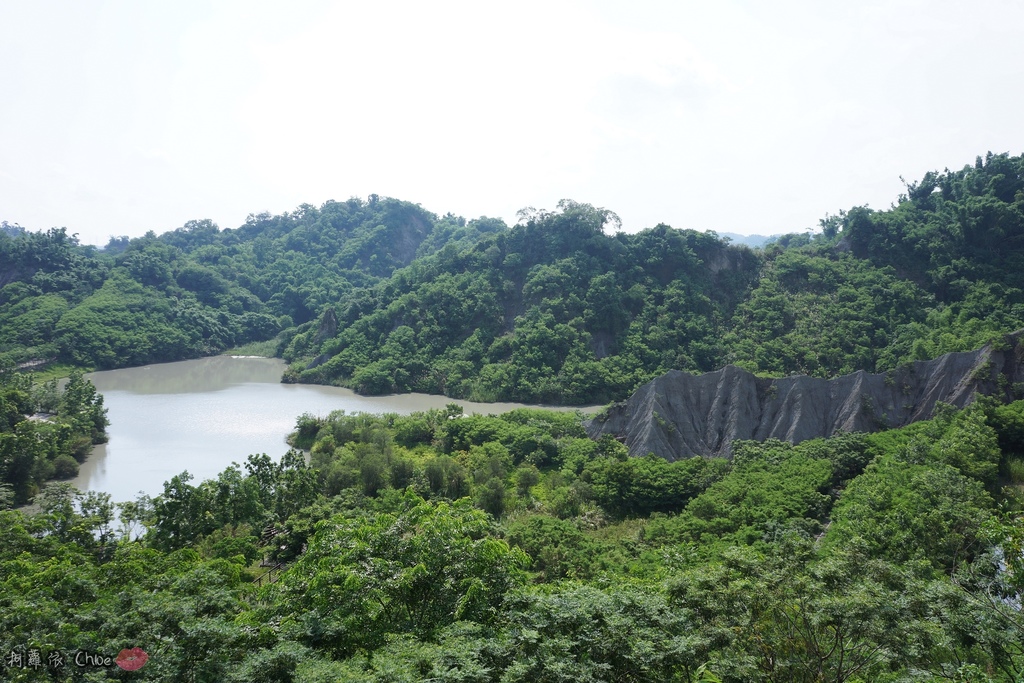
[221,339,279,357]
[0,369,108,506]
[15,360,84,382]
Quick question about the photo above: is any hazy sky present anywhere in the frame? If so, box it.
[2,1,1022,246]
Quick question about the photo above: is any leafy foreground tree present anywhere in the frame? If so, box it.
[668,538,961,683]
[263,493,529,659]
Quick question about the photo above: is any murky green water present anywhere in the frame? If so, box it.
[72,356,591,502]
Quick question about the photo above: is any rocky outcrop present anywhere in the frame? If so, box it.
[306,309,340,369]
[314,308,338,344]
[585,331,1024,461]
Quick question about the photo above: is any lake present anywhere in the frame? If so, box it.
[71,356,592,502]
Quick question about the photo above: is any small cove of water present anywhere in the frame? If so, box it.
[72,356,592,502]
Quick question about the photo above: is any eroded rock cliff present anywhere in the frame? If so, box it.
[585,331,1024,460]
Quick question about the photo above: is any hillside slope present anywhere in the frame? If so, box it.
[586,330,1024,460]
[0,197,503,369]
[282,201,759,403]
[287,153,1024,404]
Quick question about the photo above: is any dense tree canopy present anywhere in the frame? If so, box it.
[0,197,504,371]
[2,398,1023,680]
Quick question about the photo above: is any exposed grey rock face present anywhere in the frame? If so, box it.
[585,331,1024,461]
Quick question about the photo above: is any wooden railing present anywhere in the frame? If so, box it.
[253,561,285,588]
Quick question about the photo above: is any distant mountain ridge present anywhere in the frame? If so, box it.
[585,330,1024,460]
[716,232,782,248]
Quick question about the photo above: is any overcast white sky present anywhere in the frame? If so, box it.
[2,1,1022,246]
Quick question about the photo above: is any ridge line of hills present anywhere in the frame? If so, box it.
[1,152,1023,409]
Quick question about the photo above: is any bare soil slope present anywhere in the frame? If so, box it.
[586,331,1024,460]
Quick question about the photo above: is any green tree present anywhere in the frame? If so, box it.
[273,494,528,657]
[823,457,993,572]
[668,540,955,682]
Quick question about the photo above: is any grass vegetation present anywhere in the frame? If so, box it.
[222,339,278,357]
[20,362,84,382]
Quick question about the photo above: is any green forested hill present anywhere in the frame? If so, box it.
[282,200,758,403]
[0,197,505,370]
[285,153,1024,403]
[727,152,1024,376]
[3,153,1023,407]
